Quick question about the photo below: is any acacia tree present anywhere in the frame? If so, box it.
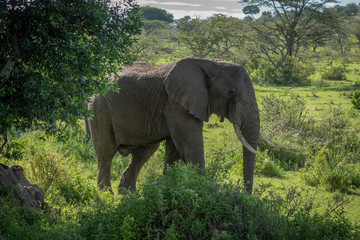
[0,0,141,145]
[178,14,245,60]
[239,0,338,78]
[138,6,174,23]
[177,16,215,58]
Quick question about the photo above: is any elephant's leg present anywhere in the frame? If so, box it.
[91,126,118,191]
[97,150,117,191]
[166,108,205,169]
[118,143,159,192]
[163,139,181,174]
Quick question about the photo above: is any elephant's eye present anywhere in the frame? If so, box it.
[228,89,236,98]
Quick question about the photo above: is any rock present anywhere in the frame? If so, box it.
[0,164,48,210]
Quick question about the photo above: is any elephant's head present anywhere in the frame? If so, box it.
[164,57,274,193]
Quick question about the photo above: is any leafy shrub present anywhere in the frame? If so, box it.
[303,146,360,192]
[261,94,309,135]
[0,195,77,239]
[27,149,68,193]
[79,164,355,239]
[247,57,314,86]
[352,90,360,111]
[2,138,28,160]
[261,95,360,192]
[311,79,330,87]
[321,66,346,80]
[260,145,307,171]
[255,151,283,178]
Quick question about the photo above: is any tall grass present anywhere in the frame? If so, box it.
[1,124,358,239]
[260,94,360,192]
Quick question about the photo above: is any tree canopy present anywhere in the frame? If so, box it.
[0,0,141,139]
[239,0,339,84]
[138,6,174,23]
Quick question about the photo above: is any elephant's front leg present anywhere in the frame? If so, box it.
[118,144,159,192]
[165,106,205,169]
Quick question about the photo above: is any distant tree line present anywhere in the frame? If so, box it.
[134,3,360,85]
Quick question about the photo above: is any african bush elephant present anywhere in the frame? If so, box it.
[88,57,274,194]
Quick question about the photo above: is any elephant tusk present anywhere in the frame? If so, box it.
[259,134,276,148]
[233,125,260,155]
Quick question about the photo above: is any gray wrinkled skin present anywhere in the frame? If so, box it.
[88,57,260,193]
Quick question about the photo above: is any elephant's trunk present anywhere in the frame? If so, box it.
[242,132,259,194]
[233,124,259,193]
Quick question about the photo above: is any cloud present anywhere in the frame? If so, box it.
[137,0,246,18]
[154,1,202,7]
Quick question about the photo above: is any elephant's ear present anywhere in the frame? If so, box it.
[164,58,211,122]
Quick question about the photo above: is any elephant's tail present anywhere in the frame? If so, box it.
[84,103,91,143]
[84,116,91,143]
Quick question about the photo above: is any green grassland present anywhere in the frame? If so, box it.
[1,60,360,239]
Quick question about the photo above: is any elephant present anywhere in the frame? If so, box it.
[88,57,274,194]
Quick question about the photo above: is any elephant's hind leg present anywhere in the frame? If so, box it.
[118,144,159,192]
[97,149,117,191]
[163,139,181,174]
[92,127,118,191]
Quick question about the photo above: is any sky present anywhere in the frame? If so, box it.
[136,0,360,19]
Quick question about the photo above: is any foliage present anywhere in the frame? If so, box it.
[131,20,177,63]
[1,2,360,238]
[261,94,309,133]
[348,17,360,47]
[255,150,283,178]
[352,90,360,111]
[0,0,141,138]
[79,164,354,240]
[138,6,174,23]
[177,14,246,62]
[247,57,314,85]
[321,66,347,80]
[260,94,360,192]
[303,146,360,192]
[239,0,339,82]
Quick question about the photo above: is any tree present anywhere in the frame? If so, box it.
[343,3,359,17]
[131,20,176,63]
[239,0,338,83]
[177,15,245,61]
[0,0,141,145]
[177,16,214,57]
[348,17,360,47]
[138,6,174,23]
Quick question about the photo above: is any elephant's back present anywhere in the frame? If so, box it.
[114,61,176,80]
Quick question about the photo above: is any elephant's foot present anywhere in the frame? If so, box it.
[118,176,136,193]
[98,183,114,194]
[118,182,136,193]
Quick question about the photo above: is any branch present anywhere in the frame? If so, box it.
[0,34,20,88]
[0,133,8,154]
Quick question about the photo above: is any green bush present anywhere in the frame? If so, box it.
[261,94,309,135]
[259,145,307,171]
[321,66,347,80]
[247,57,314,86]
[303,146,360,192]
[79,164,355,240]
[255,151,283,178]
[261,95,360,192]
[352,90,360,111]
